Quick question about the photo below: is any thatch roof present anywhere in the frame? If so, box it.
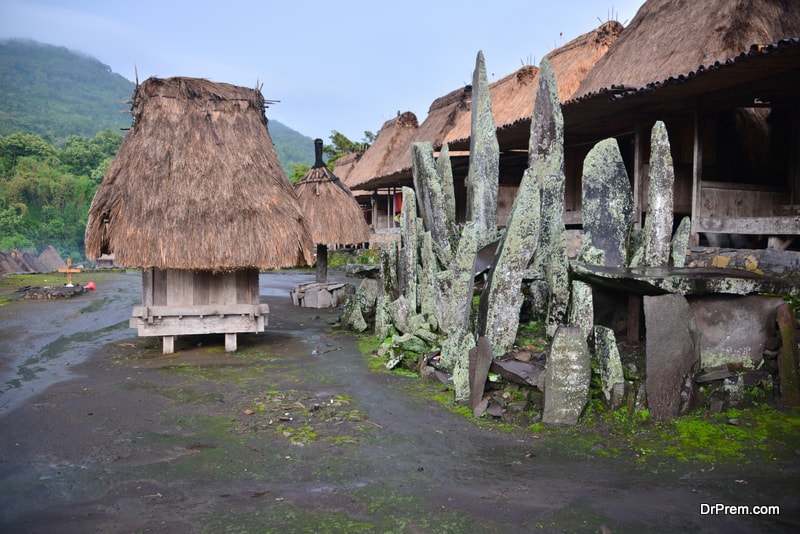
[332,151,362,188]
[294,140,370,246]
[445,21,623,150]
[575,0,800,99]
[85,76,314,271]
[345,21,624,192]
[344,111,419,190]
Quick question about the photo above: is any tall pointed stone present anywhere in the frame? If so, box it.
[476,156,541,354]
[437,143,457,251]
[440,222,480,401]
[465,50,499,248]
[528,58,569,333]
[412,142,455,266]
[581,138,634,267]
[399,186,418,309]
[641,121,675,267]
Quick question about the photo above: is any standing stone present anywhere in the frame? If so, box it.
[441,222,479,341]
[440,223,480,400]
[412,142,456,265]
[527,58,569,333]
[594,326,626,409]
[477,163,541,356]
[438,143,457,249]
[777,303,800,407]
[671,216,691,268]
[465,50,499,248]
[543,325,591,425]
[374,293,393,341]
[644,294,701,421]
[640,121,675,267]
[419,231,441,324]
[400,186,418,310]
[568,280,594,342]
[581,138,634,267]
[381,242,399,300]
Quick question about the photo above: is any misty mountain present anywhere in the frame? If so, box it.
[0,38,313,173]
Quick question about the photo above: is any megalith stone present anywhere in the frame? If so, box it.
[477,163,541,356]
[543,325,591,425]
[399,186,419,309]
[594,326,626,409]
[465,50,499,248]
[568,280,594,342]
[640,121,675,267]
[671,216,691,268]
[412,142,456,265]
[440,222,479,400]
[527,58,569,333]
[437,143,457,243]
[581,138,634,267]
[419,231,442,324]
[644,294,700,421]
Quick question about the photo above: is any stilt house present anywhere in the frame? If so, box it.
[85,76,314,354]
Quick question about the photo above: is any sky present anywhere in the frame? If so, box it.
[0,0,645,142]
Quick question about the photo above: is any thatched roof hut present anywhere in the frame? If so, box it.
[85,76,314,272]
[332,151,362,188]
[344,21,623,195]
[344,111,419,191]
[294,139,370,247]
[445,20,623,151]
[574,0,800,99]
[295,139,370,284]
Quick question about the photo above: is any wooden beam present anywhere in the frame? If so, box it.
[698,216,800,235]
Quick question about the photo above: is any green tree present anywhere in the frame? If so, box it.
[288,163,310,184]
[323,130,376,167]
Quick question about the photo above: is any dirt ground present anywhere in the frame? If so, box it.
[1,270,798,533]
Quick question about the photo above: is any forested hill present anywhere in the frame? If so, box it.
[0,39,316,262]
[0,38,314,170]
[0,39,134,143]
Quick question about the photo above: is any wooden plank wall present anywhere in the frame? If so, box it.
[141,268,259,307]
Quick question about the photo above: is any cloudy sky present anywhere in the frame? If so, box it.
[1,0,645,141]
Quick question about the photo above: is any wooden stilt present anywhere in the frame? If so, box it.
[225,333,237,352]
[163,335,175,354]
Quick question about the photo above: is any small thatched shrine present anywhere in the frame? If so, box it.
[291,139,370,307]
[85,76,314,353]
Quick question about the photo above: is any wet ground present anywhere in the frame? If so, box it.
[0,270,798,533]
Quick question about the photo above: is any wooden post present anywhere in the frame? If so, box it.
[225,333,237,352]
[632,118,643,229]
[316,243,328,283]
[690,101,703,246]
[58,258,81,287]
[163,336,174,355]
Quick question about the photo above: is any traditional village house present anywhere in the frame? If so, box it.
[338,111,419,247]
[564,0,800,248]
[85,76,314,354]
[294,138,370,285]
[341,20,622,237]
